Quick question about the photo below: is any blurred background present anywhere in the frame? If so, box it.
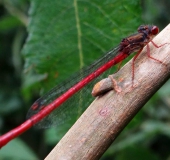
[0,0,170,159]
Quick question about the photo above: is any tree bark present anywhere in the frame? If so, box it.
[45,24,170,160]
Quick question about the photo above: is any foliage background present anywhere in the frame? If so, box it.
[0,0,170,159]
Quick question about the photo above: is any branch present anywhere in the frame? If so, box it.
[45,24,170,160]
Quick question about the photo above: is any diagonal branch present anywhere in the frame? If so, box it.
[45,24,170,160]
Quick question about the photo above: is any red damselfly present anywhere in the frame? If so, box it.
[0,25,165,148]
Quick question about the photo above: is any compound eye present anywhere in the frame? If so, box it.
[151,26,159,35]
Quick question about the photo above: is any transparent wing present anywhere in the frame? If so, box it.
[26,46,120,128]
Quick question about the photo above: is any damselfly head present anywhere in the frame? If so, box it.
[138,25,159,36]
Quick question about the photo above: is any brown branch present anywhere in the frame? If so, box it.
[45,24,170,160]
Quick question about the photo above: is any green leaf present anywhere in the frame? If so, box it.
[22,0,142,93]
[0,138,38,160]
[0,16,22,32]
[116,146,159,160]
